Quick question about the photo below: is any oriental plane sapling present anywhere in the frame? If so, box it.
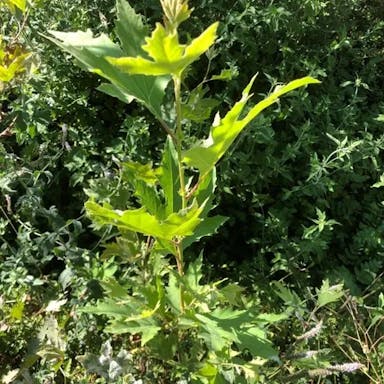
[47,0,319,381]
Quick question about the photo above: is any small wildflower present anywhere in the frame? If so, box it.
[296,320,323,341]
[308,362,362,377]
[328,362,363,373]
[308,368,333,377]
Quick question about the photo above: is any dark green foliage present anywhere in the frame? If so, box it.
[179,0,384,292]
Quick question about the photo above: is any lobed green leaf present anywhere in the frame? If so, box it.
[85,200,204,241]
[107,22,219,77]
[46,27,169,117]
[183,76,320,177]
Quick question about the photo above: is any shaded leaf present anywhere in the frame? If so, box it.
[235,327,278,360]
[115,0,148,56]
[183,215,227,249]
[96,83,134,104]
[316,280,344,308]
[157,137,182,216]
[46,30,169,117]
[81,300,134,317]
[105,322,160,345]
[185,254,203,291]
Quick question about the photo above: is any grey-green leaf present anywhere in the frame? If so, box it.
[46,30,170,117]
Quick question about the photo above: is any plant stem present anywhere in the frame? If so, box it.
[173,74,186,312]
[158,116,177,142]
[175,240,185,313]
[173,75,186,209]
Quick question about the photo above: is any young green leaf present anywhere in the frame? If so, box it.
[121,160,165,218]
[160,0,191,29]
[0,52,31,82]
[107,22,219,77]
[3,0,26,12]
[85,200,204,241]
[183,76,320,177]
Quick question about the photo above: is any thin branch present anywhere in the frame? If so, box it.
[158,116,177,142]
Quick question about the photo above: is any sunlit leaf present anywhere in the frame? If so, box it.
[0,52,31,82]
[1,369,19,384]
[10,301,24,320]
[372,173,384,188]
[3,0,26,12]
[107,22,219,77]
[211,68,238,81]
[256,313,289,323]
[161,0,191,28]
[197,362,218,379]
[85,200,204,241]
[183,76,320,177]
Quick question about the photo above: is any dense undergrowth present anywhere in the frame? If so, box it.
[0,0,384,383]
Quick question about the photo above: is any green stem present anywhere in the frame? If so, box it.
[173,75,186,210]
[175,240,185,313]
[158,116,177,142]
[173,75,186,312]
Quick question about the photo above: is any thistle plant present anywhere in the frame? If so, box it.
[47,0,319,381]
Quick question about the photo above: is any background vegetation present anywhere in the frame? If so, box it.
[1,0,384,382]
